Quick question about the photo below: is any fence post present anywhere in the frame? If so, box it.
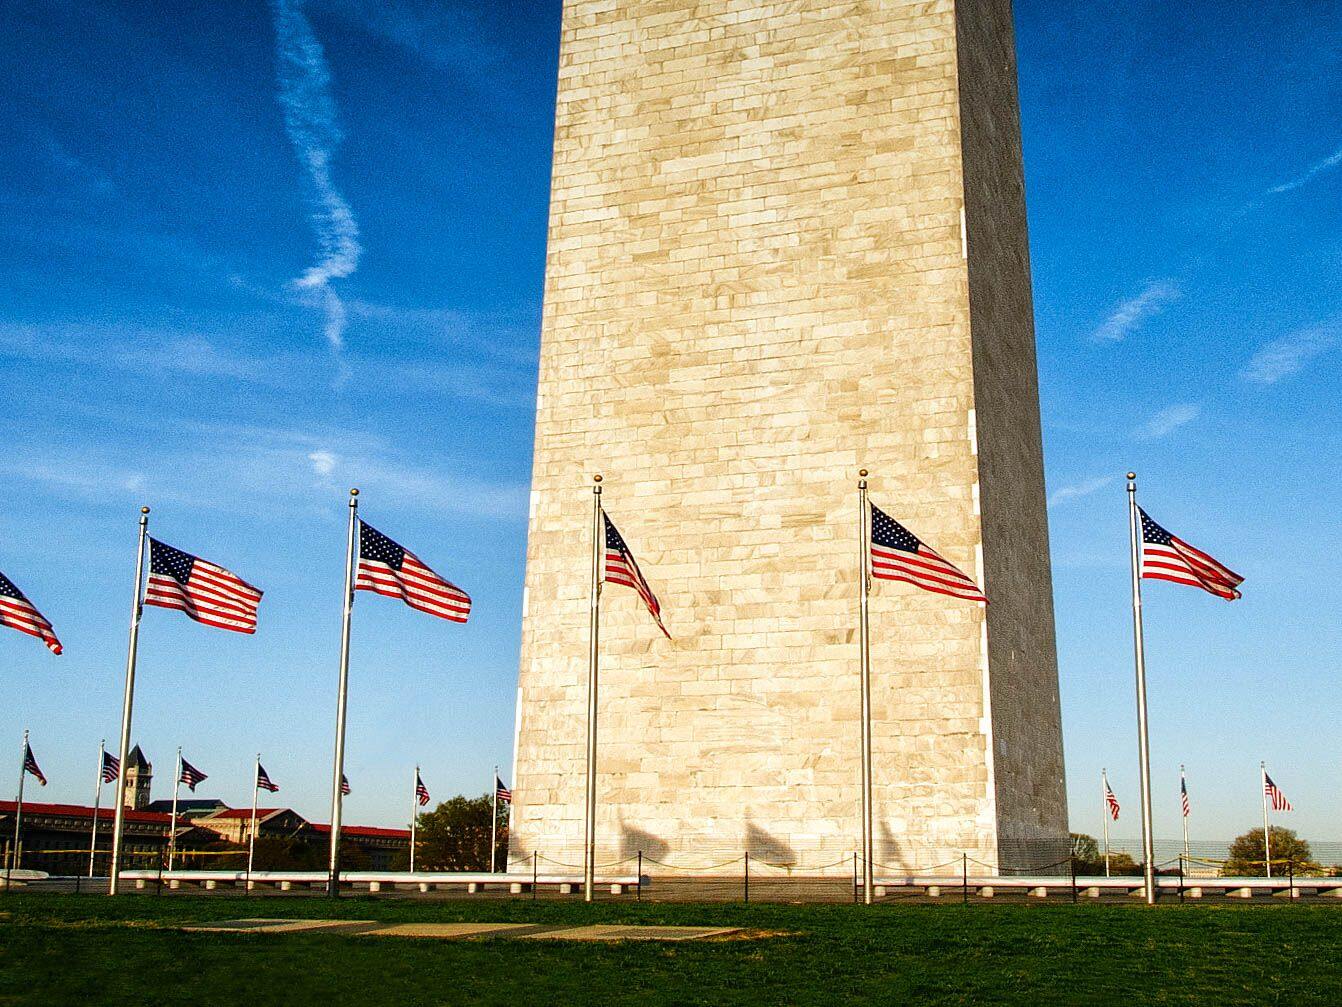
[852,851,858,905]
[743,851,749,904]
[961,853,968,906]
[1179,855,1185,904]
[637,851,642,902]
[1070,854,1077,904]
[532,850,537,902]
[1289,858,1294,901]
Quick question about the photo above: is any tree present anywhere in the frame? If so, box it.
[1223,827,1320,877]
[1070,833,1140,876]
[1070,833,1098,863]
[411,793,509,872]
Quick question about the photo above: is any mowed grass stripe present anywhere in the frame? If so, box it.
[1,895,1340,1005]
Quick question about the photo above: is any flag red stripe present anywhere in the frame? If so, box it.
[871,557,980,593]
[873,570,989,602]
[871,556,987,600]
[1144,543,1241,588]
[355,569,471,609]
[146,577,259,620]
[370,562,471,606]
[0,599,62,653]
[356,569,471,615]
[191,560,263,601]
[602,544,669,637]
[145,579,259,630]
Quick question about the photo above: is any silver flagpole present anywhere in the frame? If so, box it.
[1261,762,1272,879]
[247,754,260,890]
[7,730,29,886]
[109,506,150,896]
[858,470,874,905]
[1126,474,1156,905]
[490,764,499,874]
[89,740,105,878]
[409,766,418,874]
[168,748,181,871]
[1181,764,1189,863]
[583,474,603,903]
[1102,769,1111,878]
[327,488,359,897]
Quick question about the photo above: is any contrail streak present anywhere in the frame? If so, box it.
[1267,144,1342,196]
[270,0,360,349]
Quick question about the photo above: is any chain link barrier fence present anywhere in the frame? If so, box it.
[9,836,1342,902]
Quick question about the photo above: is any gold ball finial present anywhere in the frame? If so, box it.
[140,506,150,514]
[1127,472,1137,481]
[593,474,603,484]
[859,469,868,478]
[349,487,360,497]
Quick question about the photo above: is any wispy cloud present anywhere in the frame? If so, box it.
[1048,475,1116,509]
[0,322,285,383]
[1241,320,1339,385]
[317,1,504,77]
[0,423,528,522]
[1092,280,1181,343]
[1266,143,1342,196]
[270,0,361,351]
[0,319,535,409]
[1135,403,1200,441]
[308,449,338,477]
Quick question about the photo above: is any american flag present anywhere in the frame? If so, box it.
[415,772,431,807]
[179,757,208,792]
[1264,772,1292,812]
[495,776,512,804]
[144,539,263,633]
[101,750,120,784]
[0,570,62,655]
[869,504,988,604]
[256,762,279,793]
[1139,508,1243,601]
[603,513,669,637]
[341,774,351,796]
[1104,779,1120,820]
[1181,776,1190,818]
[23,743,46,787]
[356,522,471,623]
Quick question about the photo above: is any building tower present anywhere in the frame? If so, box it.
[122,745,152,811]
[511,0,1068,871]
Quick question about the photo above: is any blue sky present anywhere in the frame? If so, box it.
[1,1,1338,847]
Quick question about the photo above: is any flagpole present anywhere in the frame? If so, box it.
[1101,769,1111,878]
[1261,762,1272,879]
[1180,764,1189,862]
[327,488,359,897]
[7,730,28,886]
[584,474,603,903]
[167,748,181,871]
[1126,474,1156,905]
[89,740,105,878]
[490,764,499,874]
[857,470,874,905]
[409,766,418,874]
[247,754,260,890]
[109,505,150,896]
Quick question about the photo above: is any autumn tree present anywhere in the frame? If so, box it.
[410,793,510,872]
[1223,827,1319,877]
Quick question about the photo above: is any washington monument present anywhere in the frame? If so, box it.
[510,0,1067,871]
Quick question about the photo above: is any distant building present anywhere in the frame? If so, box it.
[143,798,228,816]
[0,800,409,875]
[192,808,308,845]
[123,745,153,810]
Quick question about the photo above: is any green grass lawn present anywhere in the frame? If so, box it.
[1,892,1339,1005]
